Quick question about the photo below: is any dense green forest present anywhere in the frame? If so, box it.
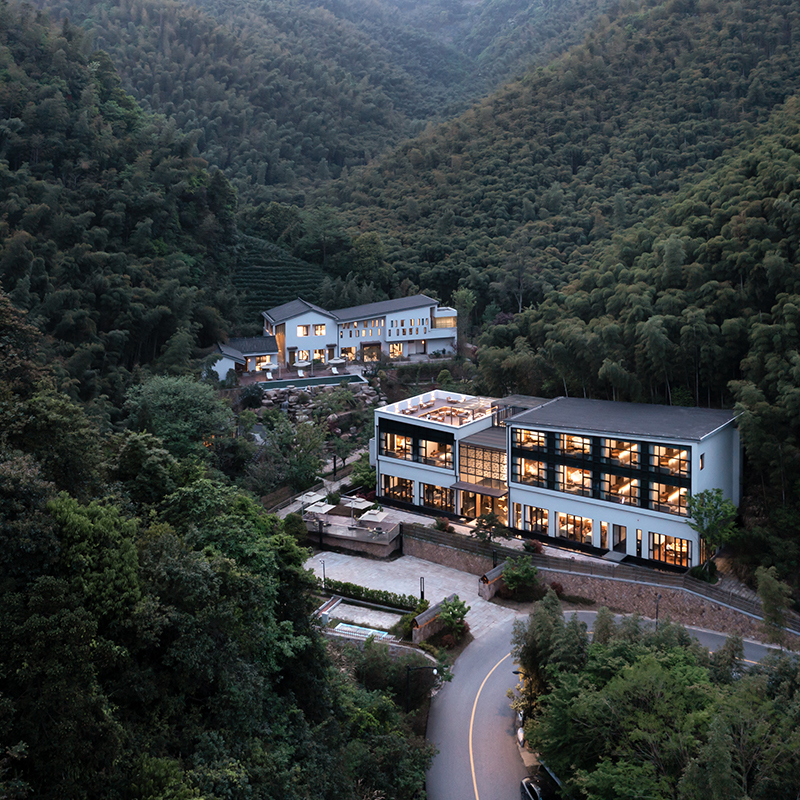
[331,0,800,584]
[514,595,800,800]
[0,289,435,799]
[33,0,611,208]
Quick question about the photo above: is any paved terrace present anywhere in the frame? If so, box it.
[306,552,520,639]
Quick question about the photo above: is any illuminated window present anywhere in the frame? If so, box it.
[514,429,546,450]
[650,482,688,516]
[297,325,310,337]
[314,324,326,336]
[602,439,639,467]
[389,343,403,358]
[522,505,548,534]
[556,464,592,496]
[382,475,413,503]
[651,445,690,477]
[255,355,272,370]
[297,350,310,361]
[511,456,546,486]
[420,483,454,512]
[418,440,453,468]
[341,347,356,361]
[380,432,413,460]
[558,513,592,544]
[557,434,591,456]
[649,532,691,567]
[600,474,640,505]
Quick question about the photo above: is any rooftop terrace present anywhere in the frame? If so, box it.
[381,390,496,427]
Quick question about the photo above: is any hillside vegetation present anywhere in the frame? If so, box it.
[34,0,612,208]
[333,0,800,580]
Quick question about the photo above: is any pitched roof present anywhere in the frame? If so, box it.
[262,298,335,324]
[329,294,439,322]
[217,343,245,364]
[509,397,737,441]
[226,335,278,356]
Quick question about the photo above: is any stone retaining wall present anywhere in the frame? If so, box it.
[404,533,799,647]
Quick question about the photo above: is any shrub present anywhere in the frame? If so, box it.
[326,490,341,505]
[239,384,263,409]
[441,634,456,649]
[550,581,565,598]
[439,595,470,642]
[283,512,307,544]
[503,556,544,601]
[688,561,718,583]
[522,539,543,554]
[321,578,420,610]
[434,517,454,533]
[395,599,431,640]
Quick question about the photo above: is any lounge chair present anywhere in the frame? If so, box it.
[265,371,273,380]
[297,369,305,378]
[331,366,339,375]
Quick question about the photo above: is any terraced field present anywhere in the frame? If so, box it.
[234,235,324,320]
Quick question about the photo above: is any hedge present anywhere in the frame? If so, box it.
[319,577,420,611]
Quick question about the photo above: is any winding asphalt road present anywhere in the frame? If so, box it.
[426,611,779,800]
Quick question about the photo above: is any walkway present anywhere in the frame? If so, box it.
[305,552,518,639]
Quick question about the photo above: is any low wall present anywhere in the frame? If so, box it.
[317,532,401,558]
[405,531,798,646]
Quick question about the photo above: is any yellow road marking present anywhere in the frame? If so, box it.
[470,652,512,800]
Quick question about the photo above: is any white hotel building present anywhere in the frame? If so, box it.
[261,294,458,368]
[372,392,740,569]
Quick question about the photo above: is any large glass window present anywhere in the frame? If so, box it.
[341,347,356,361]
[557,434,592,457]
[420,483,454,512]
[382,475,413,503]
[558,513,592,545]
[513,429,546,450]
[459,445,507,490]
[556,465,592,496]
[651,445,690,477]
[314,324,326,336]
[602,439,639,467]
[601,474,640,505]
[650,482,688,516]
[522,505,548,534]
[255,355,272,370]
[380,432,413,460]
[297,325,310,337]
[649,532,691,567]
[389,343,403,358]
[419,439,453,468]
[511,456,546,486]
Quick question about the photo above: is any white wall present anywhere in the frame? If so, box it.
[283,311,337,363]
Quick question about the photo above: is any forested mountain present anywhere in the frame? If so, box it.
[33,0,612,207]
[333,0,800,578]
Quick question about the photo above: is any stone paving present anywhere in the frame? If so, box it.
[306,551,521,639]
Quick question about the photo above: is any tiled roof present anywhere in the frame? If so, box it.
[226,335,278,356]
[509,397,737,441]
[329,294,439,322]
[262,298,335,324]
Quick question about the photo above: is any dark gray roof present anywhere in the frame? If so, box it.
[226,335,278,356]
[217,343,245,364]
[509,398,737,441]
[330,294,439,322]
[494,395,550,410]
[262,298,334,324]
[460,427,507,450]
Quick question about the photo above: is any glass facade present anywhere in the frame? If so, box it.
[418,439,453,468]
[649,532,692,567]
[380,432,413,460]
[382,475,413,503]
[420,483,454,512]
[510,427,691,518]
[459,445,506,491]
[558,513,592,544]
[511,456,546,486]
